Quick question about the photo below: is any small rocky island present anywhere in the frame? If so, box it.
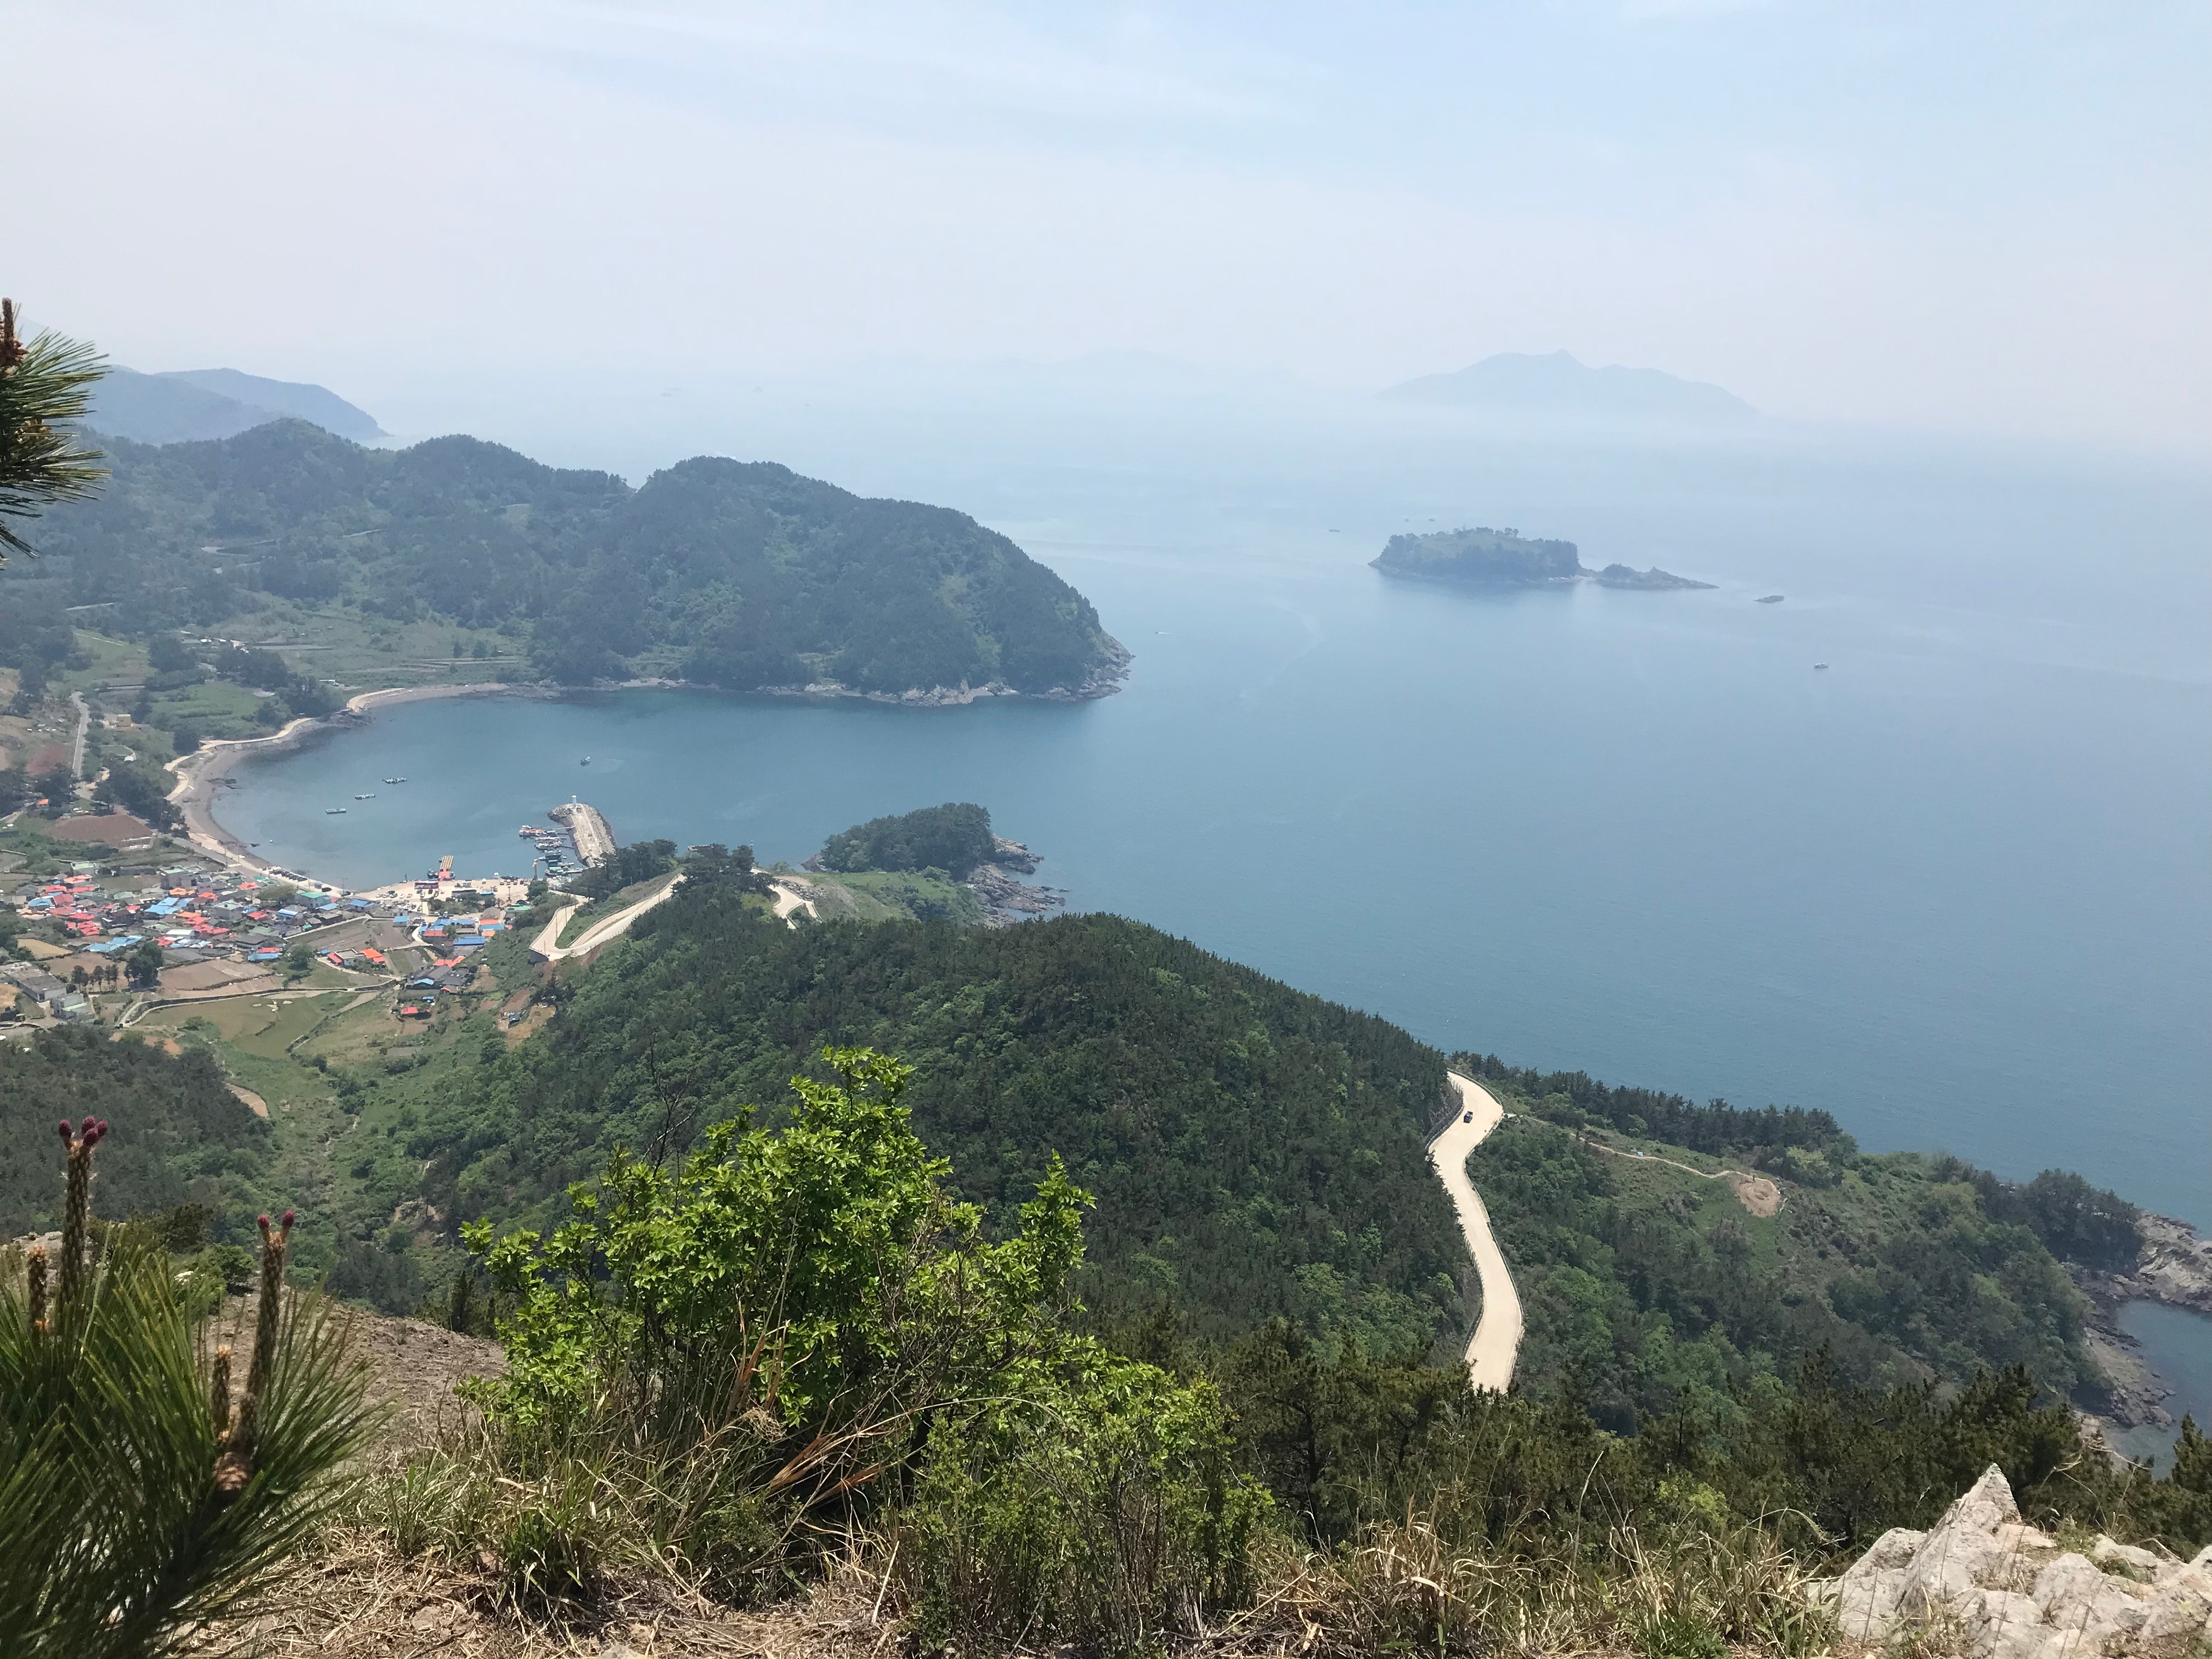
[1371,526,1715,590]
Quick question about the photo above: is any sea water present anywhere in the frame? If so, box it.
[222,410,2212,1240]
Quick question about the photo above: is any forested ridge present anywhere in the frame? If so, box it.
[6,419,1126,698]
[0,1027,269,1238]
[287,882,2128,1424]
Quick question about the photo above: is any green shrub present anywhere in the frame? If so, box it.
[899,1355,1266,1649]
[447,1045,1265,1644]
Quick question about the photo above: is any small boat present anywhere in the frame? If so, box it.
[1756,594,1785,605]
[354,792,376,799]
[325,808,348,815]
[580,757,592,765]
[384,776,407,785]
[1813,663,1830,671]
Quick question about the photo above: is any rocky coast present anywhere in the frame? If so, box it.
[2072,1214,2212,1440]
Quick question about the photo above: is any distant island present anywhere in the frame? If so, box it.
[1379,350,1757,424]
[84,365,385,445]
[1372,526,1716,591]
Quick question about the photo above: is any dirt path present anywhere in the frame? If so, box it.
[1578,1136,1783,1216]
[1428,1072,1523,1392]
[537,875,682,962]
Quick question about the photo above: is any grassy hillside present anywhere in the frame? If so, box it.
[4,420,1126,708]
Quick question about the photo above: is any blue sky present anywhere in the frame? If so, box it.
[12,2,2209,449]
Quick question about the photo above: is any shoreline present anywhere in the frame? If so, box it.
[162,661,1131,885]
[164,681,531,884]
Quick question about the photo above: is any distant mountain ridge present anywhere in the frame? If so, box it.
[86,365,383,445]
[1381,351,1757,422]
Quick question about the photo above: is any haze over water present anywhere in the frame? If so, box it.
[224,399,2212,1238]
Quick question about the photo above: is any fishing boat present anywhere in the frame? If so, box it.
[384,777,407,784]
[354,792,376,799]
[325,808,347,815]
[580,756,591,765]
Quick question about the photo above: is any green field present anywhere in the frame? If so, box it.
[801,867,985,926]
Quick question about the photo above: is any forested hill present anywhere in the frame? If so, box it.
[15,420,1127,699]
[402,901,1472,1358]
[312,882,2121,1426]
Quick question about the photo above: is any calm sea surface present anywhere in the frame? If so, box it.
[225,408,2212,1407]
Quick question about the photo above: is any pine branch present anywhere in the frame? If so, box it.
[0,297,109,562]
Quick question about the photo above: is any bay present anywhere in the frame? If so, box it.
[222,410,2212,1235]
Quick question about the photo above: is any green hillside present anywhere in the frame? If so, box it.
[389,900,1472,1357]
[253,883,2108,1418]
[5,420,1127,706]
[0,1027,269,1241]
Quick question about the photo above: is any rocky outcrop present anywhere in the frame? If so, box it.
[1594,562,1717,591]
[966,861,1066,928]
[2073,1215,2212,1321]
[1814,1466,2212,1658]
[2068,1214,2212,1437]
[989,836,1040,874]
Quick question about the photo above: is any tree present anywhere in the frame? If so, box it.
[0,298,106,564]
[126,940,166,990]
[279,944,313,983]
[30,767,74,813]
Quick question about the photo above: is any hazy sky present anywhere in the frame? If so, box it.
[12,2,2210,451]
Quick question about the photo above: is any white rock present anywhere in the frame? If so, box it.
[1806,1462,2206,1659]
[2139,1571,2212,1645]
[1904,1523,2013,1616]
[1940,1464,2024,1534]
[2090,1535,2162,1574]
[1964,1587,2055,1659]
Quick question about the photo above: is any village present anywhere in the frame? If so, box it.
[0,795,593,1037]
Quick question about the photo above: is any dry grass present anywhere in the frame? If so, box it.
[180,1532,901,1659]
[1214,1519,1835,1659]
[183,1509,1840,1659]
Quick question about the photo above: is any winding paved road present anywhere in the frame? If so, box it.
[1428,1072,1524,1392]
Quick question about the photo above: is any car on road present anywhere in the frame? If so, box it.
[1462,1110,1474,1123]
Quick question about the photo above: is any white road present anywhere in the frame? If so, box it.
[524,898,584,957]
[1428,1071,1524,1393]
[534,875,682,962]
[768,878,818,926]
[68,692,89,777]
